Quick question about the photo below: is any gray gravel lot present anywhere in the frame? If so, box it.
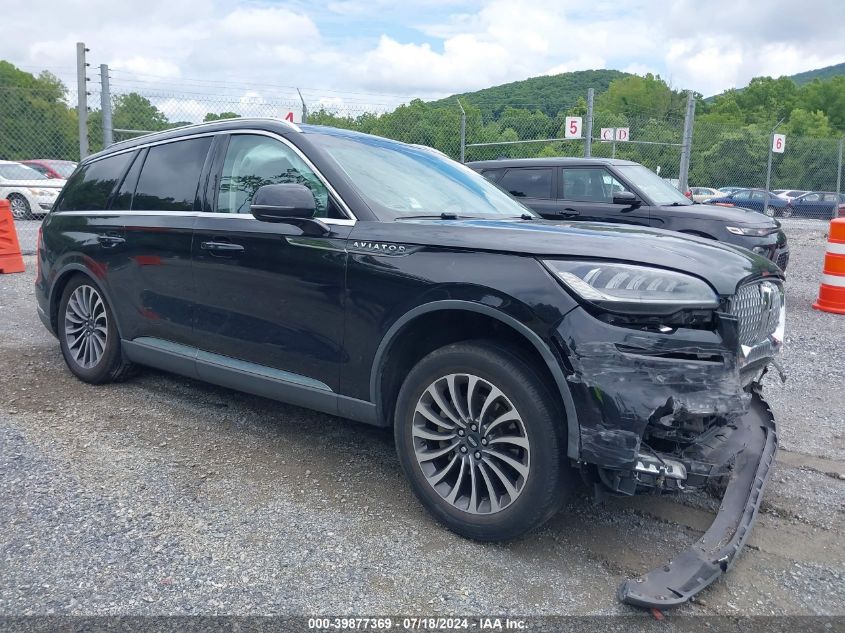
[1,219,843,617]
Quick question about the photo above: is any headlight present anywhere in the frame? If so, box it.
[726,226,775,236]
[542,260,719,314]
[27,188,55,196]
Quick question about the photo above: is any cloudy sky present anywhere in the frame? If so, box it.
[3,0,844,119]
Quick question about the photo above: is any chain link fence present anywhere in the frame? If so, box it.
[2,72,844,254]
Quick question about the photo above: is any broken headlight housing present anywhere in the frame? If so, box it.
[542,260,719,316]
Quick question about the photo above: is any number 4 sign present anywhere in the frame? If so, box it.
[565,116,582,139]
[772,133,785,153]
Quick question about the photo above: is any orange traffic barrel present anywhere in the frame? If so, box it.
[0,199,26,274]
[813,218,845,314]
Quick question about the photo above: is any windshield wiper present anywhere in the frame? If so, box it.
[397,212,480,220]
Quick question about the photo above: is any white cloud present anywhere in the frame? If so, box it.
[1,0,843,109]
[111,56,181,79]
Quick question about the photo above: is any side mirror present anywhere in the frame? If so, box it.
[612,190,640,207]
[250,183,328,235]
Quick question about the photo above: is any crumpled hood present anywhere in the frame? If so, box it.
[356,218,782,296]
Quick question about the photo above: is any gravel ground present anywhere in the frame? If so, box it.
[1,220,843,618]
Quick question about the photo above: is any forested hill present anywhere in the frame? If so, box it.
[428,69,629,119]
[789,61,845,86]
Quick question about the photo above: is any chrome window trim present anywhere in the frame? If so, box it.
[56,209,355,227]
[79,128,355,222]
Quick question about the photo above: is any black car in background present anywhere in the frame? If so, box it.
[789,191,845,218]
[37,120,784,609]
[468,158,790,271]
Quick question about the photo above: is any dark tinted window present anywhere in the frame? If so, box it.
[133,137,212,211]
[57,153,133,212]
[110,150,144,211]
[498,168,552,198]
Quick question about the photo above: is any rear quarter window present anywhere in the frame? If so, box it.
[57,152,134,212]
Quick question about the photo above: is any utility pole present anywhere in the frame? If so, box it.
[584,88,594,158]
[100,64,113,147]
[457,98,466,163]
[763,118,785,217]
[76,42,90,158]
[678,91,696,193]
[297,88,307,124]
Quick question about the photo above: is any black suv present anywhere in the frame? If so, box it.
[37,119,783,609]
[468,158,790,271]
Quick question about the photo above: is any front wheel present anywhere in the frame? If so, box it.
[765,205,776,217]
[778,206,793,218]
[8,194,30,220]
[394,341,573,541]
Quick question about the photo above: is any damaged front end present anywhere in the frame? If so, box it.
[554,277,785,608]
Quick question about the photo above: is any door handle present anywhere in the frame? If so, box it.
[201,241,245,255]
[97,234,125,247]
[559,208,580,217]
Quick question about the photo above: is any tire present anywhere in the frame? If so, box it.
[57,275,133,384]
[764,205,776,217]
[394,340,573,541]
[8,194,30,220]
[778,206,793,218]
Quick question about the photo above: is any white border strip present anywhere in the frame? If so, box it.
[826,242,845,255]
[822,273,845,288]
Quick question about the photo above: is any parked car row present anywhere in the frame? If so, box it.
[705,188,845,218]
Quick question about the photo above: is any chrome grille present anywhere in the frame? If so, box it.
[727,280,784,347]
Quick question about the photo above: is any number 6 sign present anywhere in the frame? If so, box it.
[772,133,785,153]
[565,116,582,139]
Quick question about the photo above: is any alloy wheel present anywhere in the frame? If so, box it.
[64,285,108,369]
[412,373,530,515]
[8,195,28,220]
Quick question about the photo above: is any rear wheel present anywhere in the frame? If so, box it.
[8,194,30,220]
[778,206,793,218]
[58,275,133,383]
[394,341,572,541]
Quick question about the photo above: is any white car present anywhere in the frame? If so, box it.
[689,186,722,203]
[773,189,809,202]
[0,161,66,219]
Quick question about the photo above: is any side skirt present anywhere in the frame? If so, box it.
[121,337,379,426]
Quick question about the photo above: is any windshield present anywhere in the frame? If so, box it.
[310,130,534,220]
[0,163,47,181]
[615,164,691,206]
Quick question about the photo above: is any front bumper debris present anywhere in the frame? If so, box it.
[617,393,777,609]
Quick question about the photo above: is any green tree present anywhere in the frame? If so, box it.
[112,93,169,132]
[203,111,241,122]
[0,61,78,160]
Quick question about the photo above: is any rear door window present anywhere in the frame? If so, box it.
[57,152,134,211]
[498,168,552,199]
[132,137,212,212]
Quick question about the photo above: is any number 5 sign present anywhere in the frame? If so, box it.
[565,116,582,139]
[772,133,786,153]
